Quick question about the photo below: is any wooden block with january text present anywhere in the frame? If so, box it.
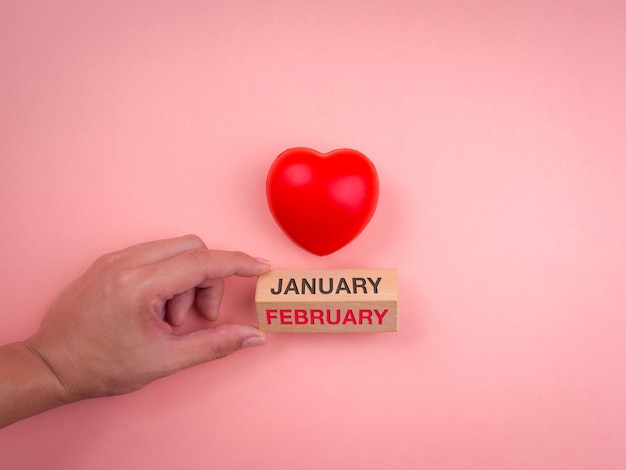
[255,269,398,333]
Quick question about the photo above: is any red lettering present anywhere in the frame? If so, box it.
[342,309,357,325]
[374,309,388,324]
[358,309,373,325]
[280,309,292,324]
[266,309,278,325]
[294,309,308,324]
[326,309,341,325]
[311,309,324,324]
[268,308,388,327]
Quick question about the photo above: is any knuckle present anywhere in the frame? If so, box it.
[211,344,231,361]
[188,248,211,267]
[111,267,138,294]
[92,251,121,270]
[181,234,206,248]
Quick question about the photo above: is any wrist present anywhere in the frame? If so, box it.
[23,339,76,404]
[0,341,74,428]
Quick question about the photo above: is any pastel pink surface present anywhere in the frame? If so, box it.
[1,1,625,469]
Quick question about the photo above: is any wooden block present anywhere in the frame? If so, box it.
[255,269,398,333]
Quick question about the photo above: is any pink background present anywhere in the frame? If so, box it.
[2,1,625,468]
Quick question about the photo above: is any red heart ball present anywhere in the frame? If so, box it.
[266,147,379,256]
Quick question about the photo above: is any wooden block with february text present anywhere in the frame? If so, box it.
[255,269,398,333]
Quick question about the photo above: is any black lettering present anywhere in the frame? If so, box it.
[352,277,367,294]
[367,277,382,294]
[335,277,351,294]
[301,278,316,294]
[270,278,283,295]
[319,278,334,294]
[283,278,299,295]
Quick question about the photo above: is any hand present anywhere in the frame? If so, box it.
[26,235,270,402]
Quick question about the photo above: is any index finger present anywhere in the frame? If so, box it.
[112,234,207,268]
[139,249,271,300]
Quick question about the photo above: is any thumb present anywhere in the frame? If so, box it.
[166,324,267,369]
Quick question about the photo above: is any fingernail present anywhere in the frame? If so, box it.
[241,335,267,349]
[253,257,271,266]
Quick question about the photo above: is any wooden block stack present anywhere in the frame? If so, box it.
[255,269,398,333]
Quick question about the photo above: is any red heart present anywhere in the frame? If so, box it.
[266,148,379,256]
